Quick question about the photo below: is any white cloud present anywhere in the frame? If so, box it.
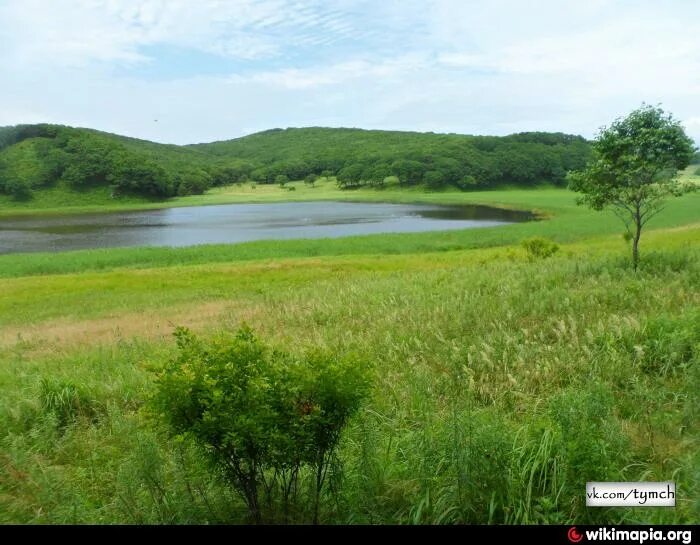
[0,0,698,143]
[241,54,428,89]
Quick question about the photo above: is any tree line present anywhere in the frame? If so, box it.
[0,124,592,200]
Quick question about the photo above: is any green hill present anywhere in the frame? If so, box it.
[0,124,591,203]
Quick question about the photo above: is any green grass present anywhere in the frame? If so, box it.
[0,228,698,524]
[0,178,698,524]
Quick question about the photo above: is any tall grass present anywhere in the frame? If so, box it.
[0,231,697,523]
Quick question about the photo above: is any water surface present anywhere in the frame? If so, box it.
[0,201,532,255]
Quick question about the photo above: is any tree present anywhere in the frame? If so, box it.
[568,105,695,269]
[153,325,369,523]
[423,169,445,189]
[336,163,363,189]
[175,168,212,196]
[390,159,425,185]
[275,174,289,187]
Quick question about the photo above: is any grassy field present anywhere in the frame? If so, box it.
[0,179,698,524]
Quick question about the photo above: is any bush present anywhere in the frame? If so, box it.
[3,178,33,200]
[456,175,479,189]
[694,167,700,176]
[153,325,370,523]
[521,237,559,260]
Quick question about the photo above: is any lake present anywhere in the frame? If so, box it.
[0,201,533,255]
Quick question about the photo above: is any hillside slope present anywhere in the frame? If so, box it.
[0,124,590,203]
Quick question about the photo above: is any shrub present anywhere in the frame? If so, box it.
[694,167,700,176]
[383,175,400,187]
[6,179,33,200]
[456,175,479,189]
[521,237,559,260]
[153,325,370,523]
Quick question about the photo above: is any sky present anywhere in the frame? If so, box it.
[1,0,699,145]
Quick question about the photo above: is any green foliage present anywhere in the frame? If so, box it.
[39,377,101,428]
[174,168,212,196]
[153,325,370,523]
[521,236,559,260]
[424,170,446,189]
[336,163,363,189]
[0,138,61,199]
[568,105,696,268]
[0,124,591,203]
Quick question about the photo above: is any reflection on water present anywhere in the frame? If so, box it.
[0,201,533,255]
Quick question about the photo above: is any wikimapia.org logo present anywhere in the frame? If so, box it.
[568,527,584,543]
[567,527,693,544]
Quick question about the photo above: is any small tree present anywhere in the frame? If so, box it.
[568,105,695,269]
[153,325,370,523]
[275,174,289,187]
[304,173,318,187]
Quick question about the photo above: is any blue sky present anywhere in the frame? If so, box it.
[1,0,699,144]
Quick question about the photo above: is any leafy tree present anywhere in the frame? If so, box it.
[175,168,212,196]
[390,159,425,185]
[153,325,370,523]
[210,163,254,186]
[250,167,269,183]
[368,164,391,187]
[424,170,446,189]
[275,174,289,187]
[432,156,463,184]
[304,173,318,186]
[61,134,113,187]
[456,175,479,189]
[108,150,173,197]
[336,163,363,189]
[568,105,695,269]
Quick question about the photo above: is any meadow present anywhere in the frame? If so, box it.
[0,173,698,524]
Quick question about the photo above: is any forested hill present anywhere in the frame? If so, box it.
[0,124,590,201]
